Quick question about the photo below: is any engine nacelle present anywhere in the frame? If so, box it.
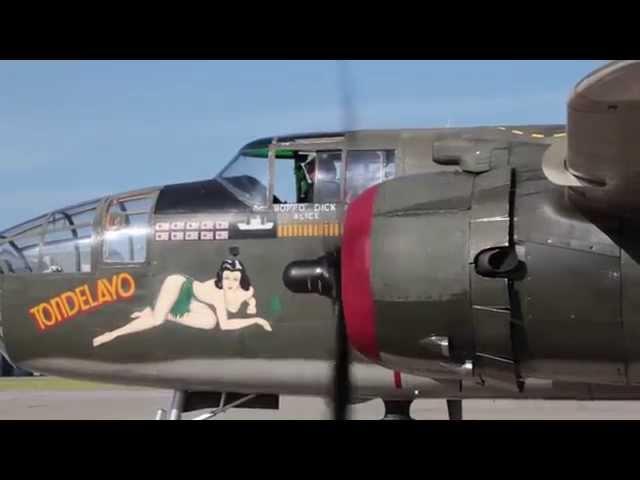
[341,169,519,385]
[282,162,635,389]
[341,162,640,389]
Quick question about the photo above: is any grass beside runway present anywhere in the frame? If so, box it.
[0,376,151,391]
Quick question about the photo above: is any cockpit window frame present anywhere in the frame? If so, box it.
[216,146,273,209]
[98,189,160,269]
[268,136,347,206]
[0,235,31,273]
[218,135,402,207]
[0,198,103,275]
[343,148,397,203]
[268,139,276,207]
[216,135,348,208]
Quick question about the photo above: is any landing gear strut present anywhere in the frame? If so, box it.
[156,390,187,420]
[156,390,258,420]
[169,390,186,420]
[382,399,413,420]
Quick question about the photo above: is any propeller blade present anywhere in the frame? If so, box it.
[333,294,351,420]
[281,250,350,419]
[332,60,357,420]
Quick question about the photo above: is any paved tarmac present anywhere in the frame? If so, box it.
[2,383,640,419]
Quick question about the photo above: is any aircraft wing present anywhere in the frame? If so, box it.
[543,60,640,216]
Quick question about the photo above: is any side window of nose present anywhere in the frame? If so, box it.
[103,193,156,265]
[0,200,99,275]
[39,204,98,274]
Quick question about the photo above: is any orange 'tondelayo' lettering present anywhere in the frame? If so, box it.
[118,273,136,298]
[85,284,99,308]
[108,276,118,298]
[40,303,57,327]
[61,292,79,317]
[29,306,45,331]
[28,273,137,332]
[97,279,113,304]
[75,285,91,311]
[50,297,69,322]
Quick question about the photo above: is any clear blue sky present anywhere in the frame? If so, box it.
[0,60,604,228]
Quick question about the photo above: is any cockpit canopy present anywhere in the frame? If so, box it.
[216,134,396,207]
[0,132,398,275]
[0,199,99,274]
[0,189,158,275]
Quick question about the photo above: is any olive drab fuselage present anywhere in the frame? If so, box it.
[4,126,640,401]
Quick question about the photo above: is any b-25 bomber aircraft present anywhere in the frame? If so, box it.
[2,60,640,420]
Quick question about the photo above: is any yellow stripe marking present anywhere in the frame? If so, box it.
[277,223,347,238]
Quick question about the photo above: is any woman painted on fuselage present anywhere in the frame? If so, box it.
[92,257,272,347]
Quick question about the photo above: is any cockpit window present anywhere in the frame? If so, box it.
[274,156,298,204]
[40,213,80,273]
[345,150,395,202]
[274,150,342,204]
[314,151,342,203]
[103,194,155,264]
[217,148,272,207]
[218,140,395,206]
[0,238,29,273]
[10,226,43,272]
[0,199,99,274]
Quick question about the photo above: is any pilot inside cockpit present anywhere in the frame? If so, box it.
[294,153,316,203]
[294,152,341,204]
[218,145,345,206]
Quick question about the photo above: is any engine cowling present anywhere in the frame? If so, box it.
[341,168,520,386]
